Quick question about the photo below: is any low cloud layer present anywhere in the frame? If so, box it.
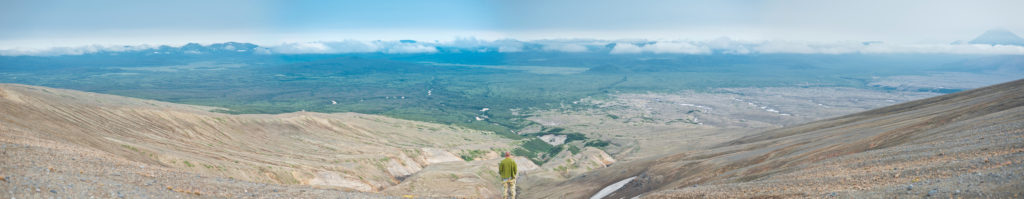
[0,45,156,56]
[269,40,437,54]
[2,38,1024,56]
[609,39,1024,55]
[542,44,588,52]
[610,42,712,54]
[744,40,1024,55]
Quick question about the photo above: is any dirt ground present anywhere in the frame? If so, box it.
[525,79,1024,198]
[3,80,1023,198]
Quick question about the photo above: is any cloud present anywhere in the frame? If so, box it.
[542,44,588,52]
[4,38,1024,56]
[610,41,711,54]
[270,40,439,54]
[383,43,438,54]
[493,39,525,53]
[644,42,711,54]
[751,41,855,54]
[431,37,528,53]
[741,40,1024,55]
[253,47,273,54]
[703,38,751,54]
[0,44,155,56]
[446,37,492,49]
[497,46,522,53]
[609,43,643,54]
[859,43,1024,54]
[605,38,1024,55]
[270,40,378,54]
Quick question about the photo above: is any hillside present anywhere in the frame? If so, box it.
[528,78,1024,198]
[3,78,1023,198]
[0,83,531,198]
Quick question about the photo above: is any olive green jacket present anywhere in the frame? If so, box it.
[499,157,517,179]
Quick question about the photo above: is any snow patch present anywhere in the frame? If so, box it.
[591,176,637,199]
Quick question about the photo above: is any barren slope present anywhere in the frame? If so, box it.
[529,79,1024,198]
[0,83,518,197]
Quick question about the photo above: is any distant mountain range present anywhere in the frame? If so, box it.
[968,28,1024,46]
[120,42,262,56]
[5,29,1024,57]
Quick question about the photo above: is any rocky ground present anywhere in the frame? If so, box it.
[527,87,939,161]
[643,119,1024,198]
[527,79,1024,198]
[3,79,1022,198]
[0,83,520,198]
[0,136,400,198]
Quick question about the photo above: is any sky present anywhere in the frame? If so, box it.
[1,0,1023,49]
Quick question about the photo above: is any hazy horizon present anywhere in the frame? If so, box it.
[3,0,1024,50]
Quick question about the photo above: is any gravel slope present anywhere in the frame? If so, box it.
[528,78,1024,198]
[1,136,393,198]
[0,83,512,198]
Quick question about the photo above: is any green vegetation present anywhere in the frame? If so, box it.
[513,138,557,164]
[120,144,139,152]
[585,139,606,147]
[1,52,988,165]
[512,148,536,164]
[520,138,554,154]
[459,149,489,161]
[183,160,194,168]
[567,145,581,154]
[544,127,565,133]
[2,53,930,139]
[554,165,569,176]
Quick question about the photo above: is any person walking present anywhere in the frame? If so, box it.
[499,152,518,199]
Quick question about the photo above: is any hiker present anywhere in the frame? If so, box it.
[499,151,518,199]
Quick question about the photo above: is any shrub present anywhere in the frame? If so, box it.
[584,140,611,148]
[545,127,565,133]
[547,145,565,156]
[512,148,532,158]
[521,138,554,153]
[567,145,581,154]
[459,149,488,161]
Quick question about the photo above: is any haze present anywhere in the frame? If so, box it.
[3,0,1024,48]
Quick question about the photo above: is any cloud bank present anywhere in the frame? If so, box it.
[610,42,712,54]
[745,41,1024,55]
[268,40,438,54]
[2,38,1024,56]
[542,44,588,52]
[0,44,156,56]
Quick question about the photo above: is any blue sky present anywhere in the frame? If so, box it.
[2,0,1023,48]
